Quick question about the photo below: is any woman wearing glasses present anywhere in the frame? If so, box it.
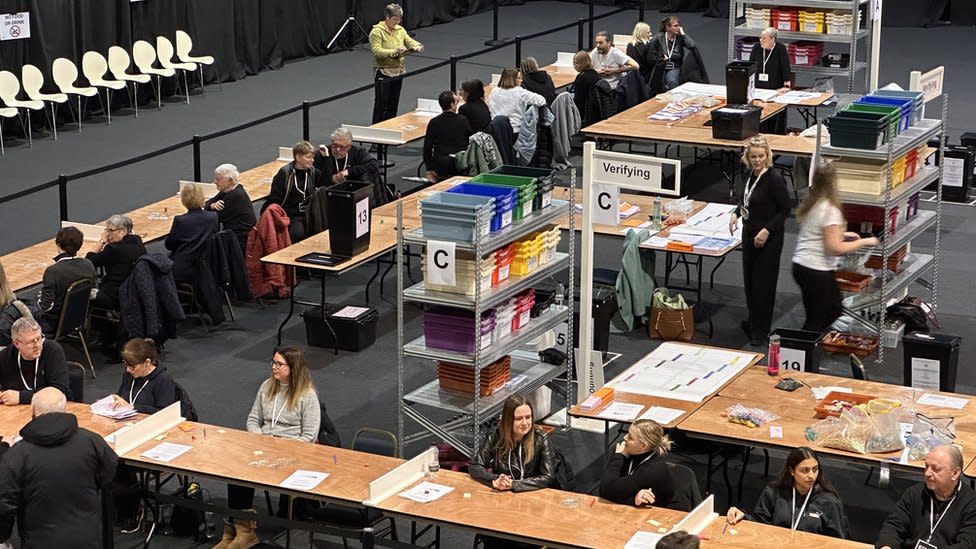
[111,338,176,413]
[729,137,791,346]
[215,346,321,549]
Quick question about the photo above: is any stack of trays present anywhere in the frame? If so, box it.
[512,289,536,331]
[493,244,515,285]
[437,355,511,396]
[904,192,921,221]
[745,7,770,29]
[424,307,496,353]
[843,203,899,236]
[511,234,542,276]
[826,11,857,34]
[734,37,759,62]
[865,244,908,272]
[871,89,924,126]
[787,41,824,66]
[826,109,895,150]
[534,225,561,266]
[469,173,538,220]
[447,182,517,232]
[856,95,915,132]
[834,158,898,195]
[798,10,825,33]
[772,8,798,31]
[490,166,558,212]
[420,192,494,242]
[495,299,517,341]
[421,250,496,296]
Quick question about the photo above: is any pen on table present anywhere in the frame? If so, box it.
[203,429,207,439]
[721,522,728,537]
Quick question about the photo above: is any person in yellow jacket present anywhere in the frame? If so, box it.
[369,3,424,123]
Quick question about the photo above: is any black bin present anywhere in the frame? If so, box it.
[903,332,962,392]
[939,146,974,203]
[770,328,823,373]
[725,61,755,105]
[303,306,378,352]
[532,284,618,353]
[491,165,558,211]
[711,105,761,140]
[326,181,373,257]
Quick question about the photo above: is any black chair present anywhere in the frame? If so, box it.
[66,360,86,403]
[307,428,399,548]
[667,461,704,511]
[318,402,341,448]
[54,278,95,378]
[850,353,868,380]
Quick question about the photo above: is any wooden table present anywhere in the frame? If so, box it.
[0,402,134,441]
[1,159,281,293]
[680,366,976,478]
[544,64,579,89]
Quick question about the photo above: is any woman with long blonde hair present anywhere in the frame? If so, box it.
[627,22,655,85]
[600,419,681,508]
[469,394,555,493]
[0,262,37,347]
[792,163,878,332]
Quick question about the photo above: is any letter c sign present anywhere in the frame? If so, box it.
[433,249,449,269]
[598,192,612,210]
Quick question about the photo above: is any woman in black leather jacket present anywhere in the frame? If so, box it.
[469,394,555,492]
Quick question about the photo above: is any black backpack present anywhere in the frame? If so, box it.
[174,383,199,422]
[551,447,576,492]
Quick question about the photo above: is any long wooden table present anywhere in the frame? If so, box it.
[1,159,281,293]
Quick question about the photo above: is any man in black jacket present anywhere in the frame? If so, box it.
[423,91,472,182]
[0,318,70,405]
[315,127,384,204]
[876,444,976,549]
[0,387,117,549]
[87,214,147,311]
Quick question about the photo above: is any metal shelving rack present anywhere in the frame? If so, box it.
[395,179,576,458]
[815,94,947,362]
[727,0,873,93]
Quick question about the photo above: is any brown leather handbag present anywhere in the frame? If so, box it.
[647,305,695,341]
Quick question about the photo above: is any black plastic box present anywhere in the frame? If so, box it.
[326,181,373,257]
[940,146,974,203]
[770,328,824,373]
[303,306,378,352]
[725,61,755,105]
[711,105,761,140]
[903,332,961,393]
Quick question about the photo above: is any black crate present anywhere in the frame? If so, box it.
[303,306,378,352]
[711,104,761,140]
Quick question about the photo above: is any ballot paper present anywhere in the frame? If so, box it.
[90,395,137,420]
[811,386,853,400]
[399,481,454,503]
[638,406,686,425]
[279,470,330,491]
[771,90,822,104]
[917,393,968,410]
[601,402,646,421]
[141,442,193,463]
[624,531,666,549]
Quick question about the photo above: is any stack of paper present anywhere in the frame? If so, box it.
[649,100,703,122]
[90,395,137,420]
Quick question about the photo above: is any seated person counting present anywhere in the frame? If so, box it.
[469,394,555,492]
[264,140,324,243]
[87,214,147,311]
[215,346,321,549]
[570,51,603,127]
[519,56,556,105]
[205,163,257,254]
[876,444,976,549]
[165,183,219,283]
[656,531,699,549]
[314,127,382,204]
[423,90,473,182]
[0,262,40,347]
[38,226,96,333]
[589,30,639,90]
[112,338,177,414]
[648,16,699,93]
[458,79,491,133]
[0,317,70,405]
[599,419,678,509]
[488,68,547,136]
[727,446,848,538]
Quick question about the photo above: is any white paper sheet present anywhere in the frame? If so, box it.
[917,393,968,410]
[638,406,686,425]
[642,236,671,248]
[601,402,646,421]
[90,395,137,420]
[624,531,666,549]
[811,386,854,400]
[771,90,821,104]
[279,470,330,491]
[332,306,370,319]
[753,89,779,101]
[398,481,454,503]
[141,442,193,463]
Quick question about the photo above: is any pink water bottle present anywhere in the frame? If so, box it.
[767,334,781,376]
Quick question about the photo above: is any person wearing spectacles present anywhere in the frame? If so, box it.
[729,137,791,346]
[314,127,382,204]
[87,215,146,313]
[216,346,321,549]
[0,317,70,405]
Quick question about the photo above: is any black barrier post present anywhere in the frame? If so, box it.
[639,1,645,22]
[578,18,585,51]
[485,0,506,46]
[515,36,522,66]
[450,56,458,92]
[192,135,202,182]
[302,101,310,141]
[58,175,68,222]
[588,0,594,45]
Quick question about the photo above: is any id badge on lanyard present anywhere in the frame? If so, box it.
[759,73,769,82]
[915,540,937,549]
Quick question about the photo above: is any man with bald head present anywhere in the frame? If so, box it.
[0,388,117,548]
[876,444,976,549]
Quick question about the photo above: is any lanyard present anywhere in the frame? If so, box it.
[928,485,960,542]
[129,378,150,405]
[665,37,677,61]
[628,453,654,475]
[507,445,525,481]
[270,395,287,430]
[17,353,38,391]
[742,169,765,219]
[293,171,309,200]
[334,155,348,174]
[761,47,773,74]
[791,486,814,531]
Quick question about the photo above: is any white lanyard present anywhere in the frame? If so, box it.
[762,47,773,74]
[507,445,525,481]
[743,169,765,218]
[665,37,677,61]
[270,395,287,430]
[334,155,348,174]
[17,353,38,391]
[129,378,150,405]
[790,486,814,531]
[928,485,959,542]
[294,171,309,200]
[628,453,654,475]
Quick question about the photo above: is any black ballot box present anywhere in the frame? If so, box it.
[712,104,762,140]
[725,61,755,105]
[903,332,962,393]
[326,181,373,257]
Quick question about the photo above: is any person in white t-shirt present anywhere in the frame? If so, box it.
[792,163,878,332]
[590,30,639,89]
[488,68,547,134]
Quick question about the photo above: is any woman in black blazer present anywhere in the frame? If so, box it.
[728,137,790,345]
[165,184,218,283]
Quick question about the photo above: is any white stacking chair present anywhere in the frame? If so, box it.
[21,64,68,140]
[108,46,150,118]
[156,36,195,104]
[0,106,18,154]
[132,40,175,109]
[51,58,98,131]
[82,51,126,124]
[175,30,219,93]
[0,70,44,147]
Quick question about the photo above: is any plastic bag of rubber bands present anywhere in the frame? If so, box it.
[723,404,779,429]
[806,400,904,454]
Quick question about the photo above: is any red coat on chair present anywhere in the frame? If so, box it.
[246,204,295,298]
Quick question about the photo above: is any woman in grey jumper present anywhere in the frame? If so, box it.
[214,346,321,549]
